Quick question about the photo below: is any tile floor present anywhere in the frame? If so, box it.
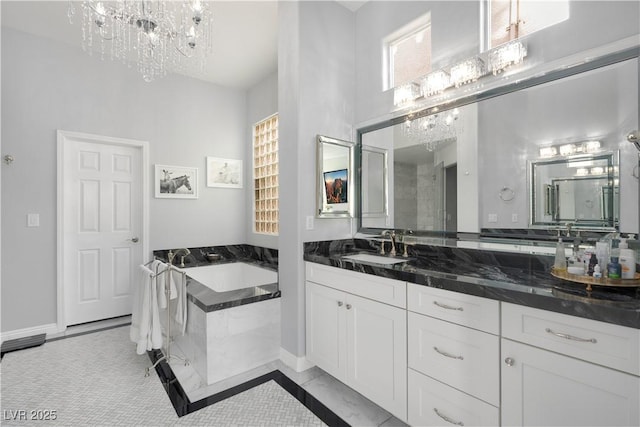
[3,318,408,427]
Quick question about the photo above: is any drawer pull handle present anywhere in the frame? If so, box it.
[433,346,464,360]
[337,301,343,307]
[545,328,597,343]
[346,304,352,310]
[434,408,464,426]
[433,301,464,311]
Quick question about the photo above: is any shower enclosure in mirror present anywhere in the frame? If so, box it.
[316,135,354,218]
[529,152,619,230]
[356,47,639,240]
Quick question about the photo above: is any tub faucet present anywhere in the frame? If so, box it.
[168,248,191,267]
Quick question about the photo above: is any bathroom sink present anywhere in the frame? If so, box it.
[341,253,409,265]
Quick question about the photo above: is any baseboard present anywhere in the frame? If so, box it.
[279,347,315,372]
[0,323,59,345]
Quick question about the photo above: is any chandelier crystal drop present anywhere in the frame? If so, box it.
[68,1,214,82]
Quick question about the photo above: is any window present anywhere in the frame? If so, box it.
[490,0,569,48]
[253,113,279,235]
[385,14,431,89]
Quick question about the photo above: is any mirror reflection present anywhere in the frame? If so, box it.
[358,53,639,238]
[530,153,619,229]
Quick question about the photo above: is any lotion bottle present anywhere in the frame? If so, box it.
[619,238,637,279]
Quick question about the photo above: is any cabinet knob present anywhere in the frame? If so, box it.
[346,304,352,310]
[505,357,515,367]
[337,301,343,307]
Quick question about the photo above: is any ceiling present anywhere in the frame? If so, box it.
[1,1,367,89]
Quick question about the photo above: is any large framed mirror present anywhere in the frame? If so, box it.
[317,135,355,218]
[357,47,639,242]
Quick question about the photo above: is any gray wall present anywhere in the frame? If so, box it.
[278,0,355,358]
[1,28,249,332]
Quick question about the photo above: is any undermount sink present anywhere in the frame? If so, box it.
[341,253,409,265]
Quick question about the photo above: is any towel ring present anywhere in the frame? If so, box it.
[633,165,639,179]
[499,187,515,202]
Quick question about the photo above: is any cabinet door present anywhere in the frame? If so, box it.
[305,281,347,379]
[502,339,640,427]
[346,293,407,421]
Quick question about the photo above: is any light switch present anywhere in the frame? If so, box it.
[488,213,498,223]
[306,216,314,230]
[27,213,40,227]
[512,213,518,223]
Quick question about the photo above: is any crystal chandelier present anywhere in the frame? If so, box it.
[402,108,462,151]
[68,1,214,82]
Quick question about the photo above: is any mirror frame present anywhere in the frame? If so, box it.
[356,45,639,240]
[316,134,355,218]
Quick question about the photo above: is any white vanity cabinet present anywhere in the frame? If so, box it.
[406,284,500,426]
[501,303,640,427]
[305,263,407,421]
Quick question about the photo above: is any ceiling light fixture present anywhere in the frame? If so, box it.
[68,1,214,82]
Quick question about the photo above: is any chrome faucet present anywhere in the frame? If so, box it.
[168,248,191,267]
[381,230,397,256]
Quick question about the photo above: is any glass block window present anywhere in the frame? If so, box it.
[490,0,569,48]
[253,113,279,235]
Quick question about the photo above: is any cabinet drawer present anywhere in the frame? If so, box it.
[305,262,406,308]
[408,369,499,427]
[408,312,499,406]
[407,283,499,334]
[502,302,640,376]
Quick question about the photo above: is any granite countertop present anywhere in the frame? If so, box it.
[303,239,640,329]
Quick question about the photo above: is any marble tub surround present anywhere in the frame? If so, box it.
[304,239,640,328]
[177,298,281,386]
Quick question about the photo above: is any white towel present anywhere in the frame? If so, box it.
[131,263,164,355]
[130,264,153,348]
[151,260,170,308]
[171,270,188,335]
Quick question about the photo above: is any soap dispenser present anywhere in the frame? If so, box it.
[554,231,567,272]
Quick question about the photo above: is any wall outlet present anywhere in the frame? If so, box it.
[512,213,518,223]
[27,213,40,227]
[305,215,314,230]
[488,213,498,223]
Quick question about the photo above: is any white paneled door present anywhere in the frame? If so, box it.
[58,131,146,327]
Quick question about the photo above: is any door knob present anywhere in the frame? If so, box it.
[128,237,139,243]
[346,304,352,310]
[505,357,515,367]
[337,301,343,307]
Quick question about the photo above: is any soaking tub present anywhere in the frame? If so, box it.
[174,261,280,385]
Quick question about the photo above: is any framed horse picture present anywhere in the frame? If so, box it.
[154,164,198,199]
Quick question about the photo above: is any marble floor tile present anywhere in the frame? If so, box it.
[302,372,394,427]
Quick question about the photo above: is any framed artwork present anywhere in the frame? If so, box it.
[323,168,348,204]
[207,157,243,188]
[154,165,198,199]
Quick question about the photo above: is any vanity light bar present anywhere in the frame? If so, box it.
[393,41,528,107]
[539,140,601,158]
